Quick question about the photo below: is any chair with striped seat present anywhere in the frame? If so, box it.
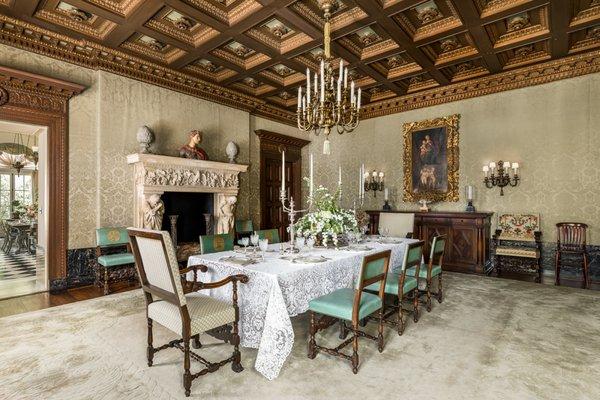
[199,233,234,254]
[128,228,249,397]
[406,235,446,312]
[366,241,424,335]
[308,250,391,374]
[256,228,280,244]
[234,219,254,241]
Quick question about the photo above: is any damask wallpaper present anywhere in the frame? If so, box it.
[306,73,600,244]
[2,43,599,251]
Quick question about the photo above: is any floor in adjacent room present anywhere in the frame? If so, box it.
[0,273,598,400]
[0,238,46,299]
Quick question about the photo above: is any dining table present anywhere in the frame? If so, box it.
[187,236,418,380]
[4,219,35,254]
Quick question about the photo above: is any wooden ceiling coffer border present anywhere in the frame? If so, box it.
[0,65,86,292]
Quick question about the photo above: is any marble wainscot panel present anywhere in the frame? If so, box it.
[67,248,96,288]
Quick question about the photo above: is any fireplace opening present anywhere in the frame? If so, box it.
[161,192,214,246]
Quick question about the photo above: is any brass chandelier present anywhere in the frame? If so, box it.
[297,0,361,155]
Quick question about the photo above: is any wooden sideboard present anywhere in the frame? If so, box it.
[367,210,493,274]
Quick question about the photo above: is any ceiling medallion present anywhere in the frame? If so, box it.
[244,77,260,88]
[456,62,473,73]
[0,87,7,106]
[272,64,293,76]
[67,7,92,22]
[369,87,381,94]
[515,45,534,58]
[591,0,600,6]
[355,27,381,46]
[297,0,361,155]
[387,55,404,68]
[148,39,166,51]
[264,19,291,38]
[279,91,292,100]
[440,37,460,53]
[587,26,600,40]
[227,41,253,57]
[409,75,424,85]
[198,59,218,72]
[507,14,530,32]
[415,1,442,24]
[174,16,194,31]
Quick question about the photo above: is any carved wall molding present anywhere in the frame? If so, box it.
[362,50,600,120]
[0,65,85,292]
[0,14,296,126]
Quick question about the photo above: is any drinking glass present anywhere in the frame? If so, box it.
[259,238,269,261]
[240,237,250,254]
[250,232,260,253]
[306,236,315,251]
[296,236,306,254]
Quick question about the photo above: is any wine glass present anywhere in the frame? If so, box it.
[296,236,306,254]
[250,232,260,253]
[306,236,315,252]
[259,238,269,261]
[240,237,250,254]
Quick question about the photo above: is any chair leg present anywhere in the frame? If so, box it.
[437,273,443,303]
[413,288,419,323]
[555,251,561,286]
[231,320,243,373]
[147,318,154,367]
[339,320,348,340]
[308,311,317,359]
[183,333,192,397]
[192,334,202,349]
[377,309,384,353]
[351,324,359,374]
[426,278,432,312]
[397,294,405,336]
[536,256,542,284]
[103,267,109,295]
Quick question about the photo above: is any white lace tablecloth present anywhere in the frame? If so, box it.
[187,238,416,380]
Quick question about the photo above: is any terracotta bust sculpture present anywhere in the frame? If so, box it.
[179,130,208,160]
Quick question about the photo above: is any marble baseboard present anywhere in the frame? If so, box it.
[67,247,96,288]
[49,277,67,293]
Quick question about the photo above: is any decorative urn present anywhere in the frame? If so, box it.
[226,141,238,163]
[136,125,155,154]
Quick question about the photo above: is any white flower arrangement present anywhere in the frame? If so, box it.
[295,180,358,247]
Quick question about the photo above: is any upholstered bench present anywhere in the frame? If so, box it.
[95,227,138,295]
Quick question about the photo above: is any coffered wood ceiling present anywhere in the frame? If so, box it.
[1,0,599,124]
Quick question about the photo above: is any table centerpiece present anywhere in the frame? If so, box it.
[295,183,358,248]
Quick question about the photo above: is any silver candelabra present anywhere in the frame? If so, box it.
[280,189,307,255]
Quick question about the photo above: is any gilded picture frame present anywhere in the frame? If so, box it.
[402,114,460,202]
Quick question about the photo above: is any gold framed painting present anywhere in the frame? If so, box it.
[402,114,460,202]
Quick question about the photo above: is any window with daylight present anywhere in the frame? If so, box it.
[0,171,33,221]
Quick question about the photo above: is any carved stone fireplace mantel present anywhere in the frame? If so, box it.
[127,153,248,234]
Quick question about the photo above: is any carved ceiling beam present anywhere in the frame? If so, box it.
[549,0,571,58]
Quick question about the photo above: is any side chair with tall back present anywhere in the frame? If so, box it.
[378,213,414,238]
[555,222,589,289]
[366,241,424,335]
[128,228,249,397]
[199,233,234,254]
[406,235,446,312]
[307,250,391,374]
[234,219,254,241]
[256,228,281,244]
[95,227,137,295]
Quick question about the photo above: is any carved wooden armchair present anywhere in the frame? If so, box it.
[128,228,249,397]
[492,213,542,282]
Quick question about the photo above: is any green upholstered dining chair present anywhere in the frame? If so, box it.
[95,227,137,295]
[366,240,424,335]
[199,233,234,254]
[308,250,391,374]
[406,235,446,312]
[234,219,254,240]
[256,228,280,244]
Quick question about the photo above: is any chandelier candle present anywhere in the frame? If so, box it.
[296,0,361,155]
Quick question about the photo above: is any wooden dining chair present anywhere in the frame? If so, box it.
[406,235,446,312]
[307,250,391,374]
[556,223,589,289]
[256,228,281,244]
[128,228,249,397]
[366,241,424,335]
[199,233,234,254]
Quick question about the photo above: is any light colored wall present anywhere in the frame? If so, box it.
[307,73,600,243]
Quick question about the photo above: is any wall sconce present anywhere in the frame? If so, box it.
[364,170,384,196]
[483,160,520,196]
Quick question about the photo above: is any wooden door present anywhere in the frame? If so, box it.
[257,130,309,242]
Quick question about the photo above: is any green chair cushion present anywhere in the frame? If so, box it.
[98,253,135,267]
[256,229,280,244]
[365,273,418,295]
[96,227,129,247]
[235,220,254,234]
[308,288,382,322]
[406,263,442,278]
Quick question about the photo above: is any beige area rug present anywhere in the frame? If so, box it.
[1,273,599,400]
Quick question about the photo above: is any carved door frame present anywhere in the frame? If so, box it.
[0,66,85,292]
[255,130,310,241]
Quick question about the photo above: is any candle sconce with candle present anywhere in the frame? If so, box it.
[482,160,520,196]
[364,170,384,197]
